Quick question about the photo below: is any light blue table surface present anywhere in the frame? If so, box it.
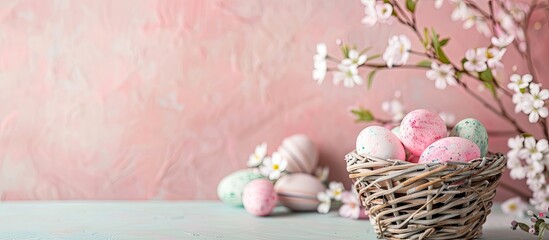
[0,201,541,239]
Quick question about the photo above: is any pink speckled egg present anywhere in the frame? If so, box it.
[419,137,481,164]
[242,179,278,216]
[356,126,405,160]
[274,173,326,211]
[400,109,447,156]
[407,155,420,163]
[277,134,318,174]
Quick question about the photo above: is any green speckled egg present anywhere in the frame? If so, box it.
[450,118,489,157]
[217,169,264,206]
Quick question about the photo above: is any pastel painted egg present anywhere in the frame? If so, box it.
[450,118,489,157]
[242,179,278,216]
[419,137,481,164]
[274,173,326,211]
[400,109,447,156]
[356,126,405,160]
[407,155,420,163]
[277,134,318,174]
[217,169,264,206]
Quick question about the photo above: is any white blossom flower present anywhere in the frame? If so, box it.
[426,62,457,90]
[342,49,367,66]
[527,83,549,109]
[382,97,405,122]
[333,63,364,88]
[314,166,330,183]
[451,0,471,22]
[313,43,328,84]
[327,181,344,201]
[317,191,331,214]
[507,73,532,92]
[508,135,525,157]
[463,48,487,72]
[501,197,528,218]
[435,0,444,9]
[438,112,456,125]
[507,158,527,179]
[519,137,549,162]
[491,34,515,48]
[512,92,528,113]
[383,35,411,68]
[527,173,546,190]
[247,142,267,167]
[483,47,506,69]
[375,3,393,22]
[522,98,549,123]
[361,0,377,27]
[259,151,288,180]
[530,187,549,212]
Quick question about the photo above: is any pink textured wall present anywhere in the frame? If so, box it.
[0,0,546,200]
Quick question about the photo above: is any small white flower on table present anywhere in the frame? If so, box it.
[383,35,411,68]
[502,197,528,218]
[426,62,457,90]
[339,191,362,219]
[247,142,267,168]
[313,43,328,84]
[317,191,331,214]
[327,181,344,201]
[259,151,288,180]
[463,48,487,72]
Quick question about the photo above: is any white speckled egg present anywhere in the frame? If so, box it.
[277,134,318,174]
[242,179,278,216]
[450,118,489,157]
[217,169,264,206]
[356,126,405,160]
[419,137,481,164]
[400,109,447,156]
[274,173,326,211]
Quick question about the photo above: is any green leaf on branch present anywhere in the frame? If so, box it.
[479,69,497,98]
[351,108,375,123]
[422,28,430,49]
[367,70,377,89]
[521,133,533,138]
[406,0,416,13]
[430,29,450,64]
[455,71,463,81]
[440,38,450,47]
[518,223,530,232]
[416,60,432,68]
[341,44,350,58]
[368,54,381,61]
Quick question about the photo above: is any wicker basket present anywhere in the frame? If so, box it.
[345,151,506,240]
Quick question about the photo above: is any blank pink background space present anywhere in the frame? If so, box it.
[0,0,546,200]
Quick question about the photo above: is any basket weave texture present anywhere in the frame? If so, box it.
[345,151,506,240]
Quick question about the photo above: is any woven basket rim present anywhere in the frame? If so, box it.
[346,150,505,166]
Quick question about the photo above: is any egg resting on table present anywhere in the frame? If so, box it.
[242,179,278,216]
[400,109,447,156]
[419,137,481,164]
[217,169,264,206]
[450,118,489,157]
[356,126,406,160]
[274,173,326,211]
